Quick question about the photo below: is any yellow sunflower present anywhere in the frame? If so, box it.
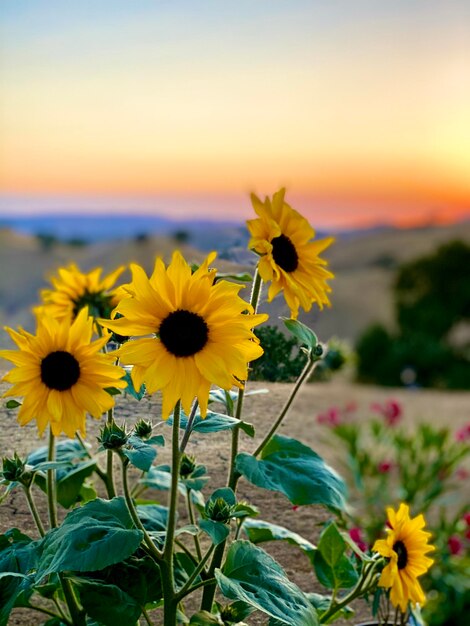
[40,263,125,322]
[0,308,127,438]
[373,503,434,613]
[100,251,268,419]
[247,188,334,319]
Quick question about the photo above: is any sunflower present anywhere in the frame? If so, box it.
[373,503,434,613]
[40,263,125,322]
[100,251,268,419]
[0,308,127,438]
[247,188,334,319]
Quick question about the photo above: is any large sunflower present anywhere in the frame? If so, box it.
[373,503,434,613]
[0,308,127,438]
[40,263,125,322]
[100,251,268,419]
[247,188,334,319]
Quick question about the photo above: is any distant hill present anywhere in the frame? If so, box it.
[0,220,469,349]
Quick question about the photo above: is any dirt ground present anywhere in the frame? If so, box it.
[1,375,469,625]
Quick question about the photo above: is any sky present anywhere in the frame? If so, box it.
[1,0,469,228]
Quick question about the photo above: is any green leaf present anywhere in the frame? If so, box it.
[242,518,316,566]
[189,611,224,625]
[215,541,318,625]
[317,522,345,567]
[136,504,168,533]
[33,460,97,509]
[27,439,89,465]
[305,593,354,624]
[313,551,358,590]
[236,435,347,511]
[123,437,157,472]
[171,410,255,435]
[37,497,143,578]
[199,519,230,545]
[123,371,146,400]
[0,529,38,626]
[282,318,318,351]
[5,400,21,409]
[73,578,142,626]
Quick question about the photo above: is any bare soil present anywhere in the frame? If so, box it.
[1,376,469,625]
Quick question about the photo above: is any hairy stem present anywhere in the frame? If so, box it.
[47,428,57,529]
[22,485,45,537]
[106,408,117,498]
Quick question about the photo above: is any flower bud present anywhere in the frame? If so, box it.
[205,497,235,524]
[98,421,129,450]
[179,453,197,478]
[134,419,153,439]
[2,453,26,483]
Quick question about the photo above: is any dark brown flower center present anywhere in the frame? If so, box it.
[159,309,209,357]
[271,234,299,272]
[393,540,408,569]
[41,351,81,391]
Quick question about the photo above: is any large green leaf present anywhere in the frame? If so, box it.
[236,435,347,510]
[215,541,318,626]
[199,520,229,546]
[0,529,38,626]
[33,460,97,509]
[73,578,142,626]
[123,436,157,472]
[242,518,316,566]
[37,497,143,578]
[313,523,358,591]
[170,410,254,437]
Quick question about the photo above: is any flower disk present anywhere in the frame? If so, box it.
[247,188,334,319]
[40,263,125,322]
[100,251,268,419]
[373,503,434,613]
[0,309,127,437]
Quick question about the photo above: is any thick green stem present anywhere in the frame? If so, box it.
[179,399,199,454]
[120,455,163,561]
[253,356,317,457]
[22,485,45,537]
[227,268,262,489]
[47,428,57,529]
[161,401,181,626]
[106,408,117,498]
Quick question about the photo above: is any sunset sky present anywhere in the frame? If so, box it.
[1,1,469,228]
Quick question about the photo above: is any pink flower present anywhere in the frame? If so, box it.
[291,505,299,512]
[377,460,394,474]
[448,535,463,556]
[349,527,368,552]
[463,512,470,526]
[455,467,469,481]
[316,406,341,427]
[455,422,470,442]
[370,399,403,426]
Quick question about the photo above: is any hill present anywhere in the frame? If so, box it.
[1,221,470,348]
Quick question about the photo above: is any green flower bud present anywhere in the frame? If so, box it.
[98,421,129,450]
[205,497,235,524]
[2,453,26,483]
[179,453,197,477]
[134,419,153,439]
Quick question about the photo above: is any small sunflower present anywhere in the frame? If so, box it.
[373,503,434,613]
[40,263,125,322]
[100,251,268,419]
[247,188,334,319]
[0,308,127,438]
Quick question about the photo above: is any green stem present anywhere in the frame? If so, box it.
[160,401,182,626]
[47,428,57,529]
[106,408,117,498]
[75,431,108,483]
[175,544,215,601]
[22,485,45,537]
[227,268,262,489]
[186,489,203,562]
[59,575,86,626]
[179,399,199,454]
[120,455,163,561]
[253,356,317,457]
[28,603,72,624]
[140,605,154,626]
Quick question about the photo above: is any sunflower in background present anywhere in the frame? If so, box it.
[0,308,126,437]
[100,251,268,419]
[40,263,125,323]
[247,188,334,319]
[373,503,434,613]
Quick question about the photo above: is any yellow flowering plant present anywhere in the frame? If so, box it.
[0,190,434,626]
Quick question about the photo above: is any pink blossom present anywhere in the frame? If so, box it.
[463,512,470,527]
[448,535,463,556]
[349,527,368,552]
[377,460,394,474]
[455,467,469,481]
[316,406,341,427]
[370,399,403,426]
[455,422,470,442]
